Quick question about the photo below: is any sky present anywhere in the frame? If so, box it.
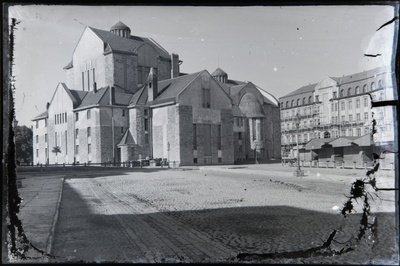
[7,4,398,126]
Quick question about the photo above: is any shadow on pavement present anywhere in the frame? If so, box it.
[47,180,398,264]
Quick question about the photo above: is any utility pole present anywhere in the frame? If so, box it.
[294,112,304,177]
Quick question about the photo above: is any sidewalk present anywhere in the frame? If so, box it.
[15,172,64,261]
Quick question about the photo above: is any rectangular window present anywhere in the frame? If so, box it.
[65,113,67,123]
[364,112,368,120]
[36,121,39,128]
[122,109,125,117]
[193,124,197,149]
[335,103,338,111]
[348,100,352,110]
[333,92,337,98]
[348,129,353,136]
[341,102,345,111]
[364,97,368,107]
[121,127,124,134]
[76,129,79,139]
[88,144,91,154]
[144,118,148,131]
[145,133,149,144]
[76,145,79,155]
[356,99,360,108]
[217,125,222,150]
[193,158,198,164]
[87,110,91,119]
[45,119,47,127]
[341,115,345,122]
[45,148,48,159]
[45,134,47,142]
[349,114,353,121]
[238,132,242,140]
[82,72,85,91]
[87,127,91,137]
[218,158,222,163]
[144,109,148,116]
[36,149,39,157]
[75,112,79,121]
[202,88,211,108]
[65,130,67,155]
[357,128,361,136]
[36,135,38,143]
[55,132,57,146]
[356,113,360,121]
[331,103,334,112]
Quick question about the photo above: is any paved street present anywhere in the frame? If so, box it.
[14,164,398,264]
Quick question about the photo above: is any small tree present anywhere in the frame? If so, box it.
[52,146,61,164]
[14,125,33,165]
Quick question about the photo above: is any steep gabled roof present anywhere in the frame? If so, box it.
[74,86,134,109]
[117,129,136,146]
[89,27,170,58]
[129,85,148,106]
[150,71,203,105]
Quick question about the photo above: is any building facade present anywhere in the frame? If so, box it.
[279,66,396,168]
[32,21,281,166]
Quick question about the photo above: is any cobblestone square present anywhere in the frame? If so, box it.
[16,164,398,264]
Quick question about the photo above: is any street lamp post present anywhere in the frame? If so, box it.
[294,112,304,177]
[167,142,170,168]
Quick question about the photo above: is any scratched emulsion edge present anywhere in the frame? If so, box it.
[2,5,55,262]
[2,4,11,263]
[235,10,400,264]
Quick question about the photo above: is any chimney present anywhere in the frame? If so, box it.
[109,86,115,105]
[147,68,158,102]
[171,53,179,78]
[46,102,50,109]
[93,82,97,93]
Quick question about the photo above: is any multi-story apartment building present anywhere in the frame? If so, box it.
[279,66,395,167]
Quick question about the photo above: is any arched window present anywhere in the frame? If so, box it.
[308,96,312,103]
[378,80,383,89]
[371,82,375,91]
[286,101,289,108]
[363,84,367,93]
[291,100,294,107]
[347,88,352,96]
[340,89,344,97]
[355,86,360,94]
[297,99,300,106]
[324,131,331,138]
[303,97,306,105]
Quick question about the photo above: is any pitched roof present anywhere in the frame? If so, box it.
[74,86,134,109]
[211,67,227,76]
[89,27,170,58]
[280,83,317,99]
[117,129,136,146]
[31,110,48,121]
[150,71,203,105]
[338,66,388,85]
[232,105,246,117]
[129,85,147,106]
